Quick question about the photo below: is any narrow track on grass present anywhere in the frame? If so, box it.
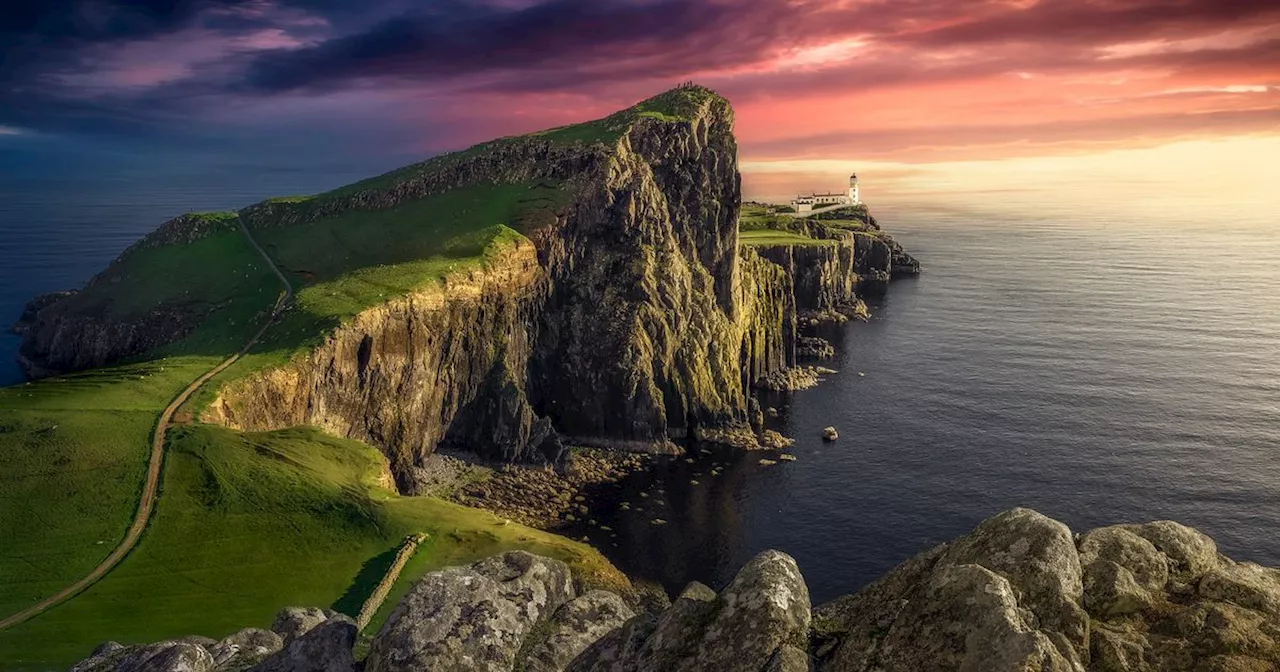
[0,221,293,631]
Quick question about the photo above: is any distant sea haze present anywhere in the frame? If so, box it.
[2,167,1278,603]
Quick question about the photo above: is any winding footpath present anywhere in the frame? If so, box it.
[0,221,292,631]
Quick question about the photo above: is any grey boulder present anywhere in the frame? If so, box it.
[270,607,332,646]
[116,642,215,672]
[569,550,810,672]
[366,551,575,672]
[249,616,356,672]
[521,590,635,672]
[208,628,283,670]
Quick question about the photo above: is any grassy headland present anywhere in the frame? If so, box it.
[0,422,621,669]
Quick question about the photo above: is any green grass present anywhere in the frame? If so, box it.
[49,228,280,358]
[181,181,567,410]
[326,86,721,198]
[0,425,624,670]
[0,87,738,667]
[738,229,836,247]
[0,357,229,623]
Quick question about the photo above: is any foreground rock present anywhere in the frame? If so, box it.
[569,550,811,672]
[815,508,1280,671]
[365,551,574,672]
[72,509,1280,672]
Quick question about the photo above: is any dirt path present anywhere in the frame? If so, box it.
[0,221,293,631]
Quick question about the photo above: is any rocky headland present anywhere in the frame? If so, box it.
[11,85,919,493]
[72,508,1280,672]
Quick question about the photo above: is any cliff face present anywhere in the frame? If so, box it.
[203,240,551,489]
[12,214,245,377]
[17,86,918,488]
[207,90,792,485]
[527,101,749,450]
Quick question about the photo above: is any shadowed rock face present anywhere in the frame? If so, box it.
[68,510,1280,672]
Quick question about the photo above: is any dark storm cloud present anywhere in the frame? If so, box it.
[236,0,791,93]
[1,0,1277,157]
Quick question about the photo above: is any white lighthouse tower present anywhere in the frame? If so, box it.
[848,173,861,205]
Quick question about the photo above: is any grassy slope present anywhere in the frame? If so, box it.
[0,358,223,623]
[0,424,621,669]
[0,91,715,668]
[739,229,836,247]
[0,223,284,623]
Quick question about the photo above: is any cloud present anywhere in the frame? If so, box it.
[1,0,1278,162]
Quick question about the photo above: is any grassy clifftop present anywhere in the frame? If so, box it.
[0,406,623,668]
[0,88,737,669]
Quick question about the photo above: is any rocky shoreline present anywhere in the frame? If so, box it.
[74,508,1280,672]
[419,447,655,531]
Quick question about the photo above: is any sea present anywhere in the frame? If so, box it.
[2,158,1278,605]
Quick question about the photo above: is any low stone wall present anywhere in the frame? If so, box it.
[356,533,427,632]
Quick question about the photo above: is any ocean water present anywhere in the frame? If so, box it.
[2,167,1278,606]
[583,190,1280,603]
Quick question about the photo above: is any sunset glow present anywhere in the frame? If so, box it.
[2,0,1278,193]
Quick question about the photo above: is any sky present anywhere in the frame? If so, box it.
[2,0,1279,199]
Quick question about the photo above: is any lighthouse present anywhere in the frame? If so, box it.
[848,174,861,205]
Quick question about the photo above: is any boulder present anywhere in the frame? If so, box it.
[71,642,133,672]
[208,628,283,670]
[1124,520,1221,583]
[760,430,795,450]
[521,590,635,672]
[270,607,331,646]
[940,508,1088,657]
[366,552,574,672]
[827,564,1077,672]
[569,551,809,672]
[249,616,356,672]
[471,550,576,619]
[1199,562,1280,617]
[821,427,838,441]
[1079,526,1169,617]
[116,641,215,672]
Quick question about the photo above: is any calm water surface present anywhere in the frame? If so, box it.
[580,193,1280,602]
[2,172,1278,604]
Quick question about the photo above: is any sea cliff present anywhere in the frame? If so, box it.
[12,85,919,491]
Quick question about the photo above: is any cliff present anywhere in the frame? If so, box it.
[13,85,918,490]
[75,509,1280,672]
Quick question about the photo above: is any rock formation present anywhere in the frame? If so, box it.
[69,509,1280,672]
[12,85,919,490]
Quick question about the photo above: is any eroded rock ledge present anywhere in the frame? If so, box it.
[72,509,1280,672]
